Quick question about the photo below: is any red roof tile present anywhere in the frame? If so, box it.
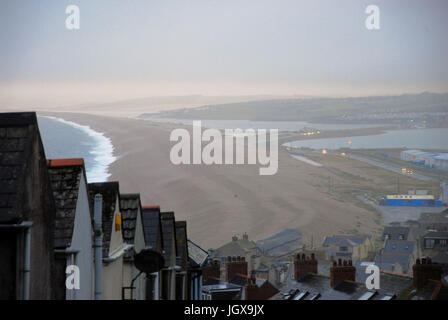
[47,158,84,167]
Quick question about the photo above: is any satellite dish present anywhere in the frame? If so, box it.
[134,249,165,274]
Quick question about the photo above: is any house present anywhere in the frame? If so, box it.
[382,226,411,241]
[88,182,131,300]
[213,233,262,273]
[120,193,146,300]
[47,158,94,300]
[419,209,448,232]
[160,211,178,300]
[322,234,374,262]
[141,205,164,300]
[273,253,447,300]
[421,231,448,253]
[187,239,208,300]
[175,221,189,300]
[374,240,418,274]
[0,112,56,300]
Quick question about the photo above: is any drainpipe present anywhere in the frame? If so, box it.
[23,222,32,300]
[93,194,103,300]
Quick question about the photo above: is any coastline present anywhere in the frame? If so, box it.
[40,115,117,182]
[38,111,383,248]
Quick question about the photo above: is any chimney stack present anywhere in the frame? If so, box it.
[330,259,355,288]
[413,258,442,289]
[202,260,221,282]
[226,256,248,282]
[245,270,258,300]
[294,253,318,281]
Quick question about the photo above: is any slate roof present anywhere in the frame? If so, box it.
[375,240,415,273]
[323,235,370,247]
[160,211,177,267]
[187,239,209,268]
[383,226,410,241]
[0,112,42,223]
[47,158,88,248]
[119,193,143,260]
[214,239,259,258]
[175,221,188,270]
[142,206,163,252]
[88,181,120,257]
[273,271,413,300]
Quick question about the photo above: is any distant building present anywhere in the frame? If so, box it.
[0,112,57,300]
[214,233,262,272]
[375,239,418,274]
[273,254,447,300]
[47,158,94,300]
[419,209,448,232]
[382,226,411,241]
[322,234,374,262]
[421,231,448,251]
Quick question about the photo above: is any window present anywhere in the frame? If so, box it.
[340,246,348,252]
[425,239,435,249]
[398,234,404,240]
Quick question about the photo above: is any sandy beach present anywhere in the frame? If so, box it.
[40,112,381,249]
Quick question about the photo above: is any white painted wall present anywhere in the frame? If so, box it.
[67,172,94,300]
[102,196,124,300]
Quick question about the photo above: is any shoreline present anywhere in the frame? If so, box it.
[37,111,386,248]
[40,115,117,182]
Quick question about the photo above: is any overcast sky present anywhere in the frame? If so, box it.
[1,0,447,106]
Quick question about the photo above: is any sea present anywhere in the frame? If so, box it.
[37,116,116,182]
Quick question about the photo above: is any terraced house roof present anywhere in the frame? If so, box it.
[120,193,143,260]
[0,112,50,223]
[88,181,120,257]
[142,206,163,252]
[47,158,89,248]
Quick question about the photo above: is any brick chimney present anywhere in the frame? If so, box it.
[294,253,318,281]
[226,256,248,282]
[245,271,258,300]
[330,259,356,288]
[202,260,221,282]
[412,258,442,289]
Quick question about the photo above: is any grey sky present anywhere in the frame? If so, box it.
[0,0,447,106]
